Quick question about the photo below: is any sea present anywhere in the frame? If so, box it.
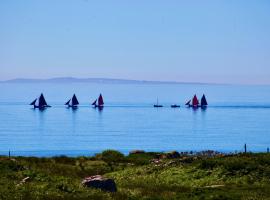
[0,82,270,157]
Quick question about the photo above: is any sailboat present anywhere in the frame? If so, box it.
[65,94,79,108]
[200,94,208,107]
[185,95,199,108]
[154,98,163,107]
[92,94,104,108]
[30,93,51,109]
[192,95,199,108]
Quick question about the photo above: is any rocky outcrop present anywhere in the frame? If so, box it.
[82,175,117,192]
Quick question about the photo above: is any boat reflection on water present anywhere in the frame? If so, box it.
[97,106,104,112]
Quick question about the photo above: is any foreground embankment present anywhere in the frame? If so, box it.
[1,150,270,200]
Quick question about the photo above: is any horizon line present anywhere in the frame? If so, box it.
[0,77,269,86]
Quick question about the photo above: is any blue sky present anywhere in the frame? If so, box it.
[0,0,270,84]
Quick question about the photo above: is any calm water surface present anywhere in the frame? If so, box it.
[0,83,270,156]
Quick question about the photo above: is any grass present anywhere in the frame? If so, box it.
[1,152,270,199]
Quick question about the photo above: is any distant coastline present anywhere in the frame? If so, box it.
[0,77,222,85]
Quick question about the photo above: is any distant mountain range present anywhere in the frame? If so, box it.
[0,77,211,85]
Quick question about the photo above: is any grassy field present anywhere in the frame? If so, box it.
[1,151,270,200]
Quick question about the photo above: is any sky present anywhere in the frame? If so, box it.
[0,0,270,84]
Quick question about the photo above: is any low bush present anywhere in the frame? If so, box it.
[98,150,125,164]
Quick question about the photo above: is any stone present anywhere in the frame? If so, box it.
[82,175,117,192]
[16,177,30,186]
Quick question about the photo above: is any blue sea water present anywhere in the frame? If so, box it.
[0,82,270,156]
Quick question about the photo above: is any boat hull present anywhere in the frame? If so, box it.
[171,105,180,108]
[34,105,51,109]
[93,105,104,108]
[154,105,163,108]
[186,105,207,109]
[67,105,78,109]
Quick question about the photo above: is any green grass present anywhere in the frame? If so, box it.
[1,152,270,199]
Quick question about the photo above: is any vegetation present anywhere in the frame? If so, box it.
[1,151,270,199]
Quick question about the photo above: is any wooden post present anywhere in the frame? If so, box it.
[244,144,247,153]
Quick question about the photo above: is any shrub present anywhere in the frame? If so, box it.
[126,153,157,165]
[199,159,217,170]
[99,150,125,163]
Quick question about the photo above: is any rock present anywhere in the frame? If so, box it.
[82,175,117,192]
[21,177,30,183]
[16,177,30,186]
[151,159,161,164]
[129,150,145,155]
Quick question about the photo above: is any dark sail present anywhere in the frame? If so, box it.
[98,94,104,106]
[65,99,71,105]
[39,93,48,107]
[92,99,97,106]
[185,100,191,106]
[72,94,79,106]
[30,99,37,105]
[201,94,208,106]
[192,95,199,106]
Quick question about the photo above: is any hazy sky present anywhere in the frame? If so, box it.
[1,0,270,84]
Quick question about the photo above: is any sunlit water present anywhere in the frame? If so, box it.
[0,83,270,156]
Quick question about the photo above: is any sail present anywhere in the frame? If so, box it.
[65,99,71,105]
[201,94,208,106]
[38,93,48,107]
[98,94,104,106]
[30,99,37,105]
[72,94,79,106]
[92,99,97,106]
[192,95,199,106]
[185,100,191,106]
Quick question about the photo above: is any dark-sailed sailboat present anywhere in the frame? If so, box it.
[65,94,79,108]
[30,93,51,109]
[200,94,208,107]
[92,94,104,108]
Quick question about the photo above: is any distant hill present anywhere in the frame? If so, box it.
[0,77,210,85]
